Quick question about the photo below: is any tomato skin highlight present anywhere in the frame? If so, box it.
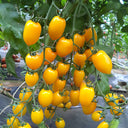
[79,86,95,106]
[92,50,112,74]
[31,108,44,125]
[56,37,73,57]
[23,20,41,46]
[43,67,58,85]
[38,89,53,107]
[48,16,66,40]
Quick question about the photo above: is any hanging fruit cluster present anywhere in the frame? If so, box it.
[5,3,126,128]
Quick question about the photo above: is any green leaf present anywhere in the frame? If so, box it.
[121,25,128,33]
[95,72,110,96]
[95,45,114,58]
[38,121,47,128]
[61,0,67,6]
[109,119,119,128]
[6,47,18,77]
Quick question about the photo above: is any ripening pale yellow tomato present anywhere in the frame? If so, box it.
[56,62,70,77]
[73,69,85,87]
[38,89,53,107]
[25,52,43,70]
[79,86,95,106]
[105,93,118,106]
[73,52,87,68]
[25,72,39,87]
[82,101,96,115]
[48,16,66,40]
[52,91,64,106]
[70,90,80,106]
[7,116,20,128]
[52,78,66,92]
[44,48,57,65]
[44,107,55,119]
[73,33,85,51]
[92,110,103,121]
[23,20,41,46]
[92,50,112,74]
[43,67,58,85]
[84,27,97,45]
[84,47,94,61]
[57,103,64,108]
[56,37,73,57]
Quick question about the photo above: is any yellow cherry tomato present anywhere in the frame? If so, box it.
[79,86,95,106]
[92,110,104,122]
[92,50,112,74]
[19,88,32,103]
[84,47,94,61]
[82,101,96,115]
[57,103,64,108]
[80,81,87,89]
[70,90,80,106]
[73,69,85,87]
[38,89,53,107]
[44,107,55,119]
[7,116,20,128]
[31,108,44,125]
[65,102,72,109]
[44,48,57,65]
[48,16,66,40]
[84,27,97,45]
[63,96,70,104]
[25,52,43,70]
[73,52,87,68]
[52,78,66,92]
[110,106,123,116]
[56,62,70,77]
[97,121,109,128]
[52,91,64,106]
[23,20,41,46]
[25,72,39,87]
[12,102,27,117]
[43,67,58,85]
[105,93,118,106]
[56,37,73,57]
[73,33,85,51]
[55,118,65,128]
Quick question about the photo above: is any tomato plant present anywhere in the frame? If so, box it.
[0,0,127,128]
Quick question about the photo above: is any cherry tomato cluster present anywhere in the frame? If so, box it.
[6,15,126,128]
